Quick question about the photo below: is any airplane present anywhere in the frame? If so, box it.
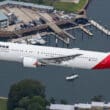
[0,41,110,69]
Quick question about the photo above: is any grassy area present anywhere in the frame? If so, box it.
[53,0,88,12]
[0,99,7,110]
[1,0,88,13]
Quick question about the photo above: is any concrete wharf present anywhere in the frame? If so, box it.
[38,13,75,44]
[11,32,54,43]
[79,25,93,36]
[0,19,75,44]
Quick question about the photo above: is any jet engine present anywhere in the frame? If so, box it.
[23,57,41,68]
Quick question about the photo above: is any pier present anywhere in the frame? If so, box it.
[10,32,55,43]
[90,20,110,35]
[64,23,93,36]
[38,13,75,44]
[0,20,94,43]
[47,22,75,43]
[79,25,93,36]
[0,19,75,44]
[64,23,91,30]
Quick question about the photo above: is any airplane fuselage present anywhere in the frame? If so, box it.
[0,42,110,69]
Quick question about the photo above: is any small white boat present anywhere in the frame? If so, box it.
[66,74,79,81]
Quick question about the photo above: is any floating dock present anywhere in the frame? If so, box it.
[64,23,91,30]
[64,23,93,36]
[90,20,110,35]
[79,25,93,36]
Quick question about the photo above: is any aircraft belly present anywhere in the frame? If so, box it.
[69,59,94,69]
[0,52,21,62]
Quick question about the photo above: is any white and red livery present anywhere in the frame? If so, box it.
[0,41,109,69]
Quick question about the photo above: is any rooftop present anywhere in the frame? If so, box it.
[0,1,54,10]
[50,104,74,110]
[74,103,91,109]
[49,102,110,110]
[60,0,80,4]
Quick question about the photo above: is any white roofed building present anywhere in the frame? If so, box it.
[60,0,80,4]
[104,103,110,109]
[91,102,104,110]
[48,102,110,110]
[91,101,104,107]
[49,104,74,110]
[74,103,91,110]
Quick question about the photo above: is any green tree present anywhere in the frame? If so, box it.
[28,96,46,110]
[60,99,68,104]
[91,95,104,102]
[30,96,46,106]
[18,96,46,110]
[49,97,56,104]
[28,103,43,110]
[18,97,30,109]
[7,79,45,110]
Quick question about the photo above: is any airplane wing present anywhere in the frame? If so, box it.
[40,54,82,64]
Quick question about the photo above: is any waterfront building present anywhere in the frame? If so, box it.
[49,102,110,110]
[48,104,74,110]
[60,0,80,3]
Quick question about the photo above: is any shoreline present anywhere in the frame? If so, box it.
[77,0,91,18]
[0,97,8,100]
[53,0,91,14]
[77,0,90,14]
[84,0,90,10]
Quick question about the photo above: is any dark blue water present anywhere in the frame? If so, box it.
[0,0,110,103]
